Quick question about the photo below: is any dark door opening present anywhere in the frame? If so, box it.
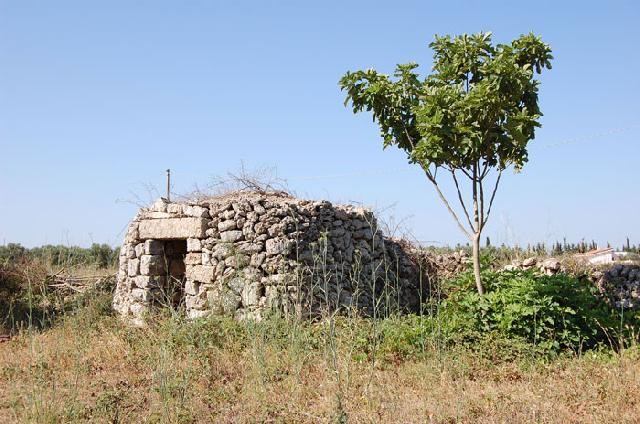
[160,239,187,309]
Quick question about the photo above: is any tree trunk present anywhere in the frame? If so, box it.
[471,233,484,295]
[470,163,485,296]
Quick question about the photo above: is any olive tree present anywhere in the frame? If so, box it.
[340,32,552,294]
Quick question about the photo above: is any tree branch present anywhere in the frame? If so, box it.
[479,173,485,229]
[480,161,490,179]
[403,126,416,151]
[422,166,471,238]
[450,169,474,229]
[472,162,480,234]
[481,170,502,231]
[461,168,474,180]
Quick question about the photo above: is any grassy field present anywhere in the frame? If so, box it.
[2,256,640,423]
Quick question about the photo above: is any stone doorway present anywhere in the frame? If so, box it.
[143,239,187,309]
[161,239,187,309]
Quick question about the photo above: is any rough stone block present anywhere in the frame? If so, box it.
[185,252,202,265]
[152,198,168,212]
[131,288,151,302]
[218,220,237,232]
[127,259,139,277]
[134,275,164,289]
[186,265,215,283]
[221,290,241,314]
[187,238,202,252]
[167,203,183,214]
[138,217,208,240]
[144,239,165,255]
[125,245,136,259]
[144,211,173,219]
[126,221,139,234]
[184,205,210,218]
[238,242,263,254]
[185,280,200,296]
[266,238,291,256]
[250,253,266,267]
[226,276,245,295]
[254,221,268,235]
[542,258,561,271]
[241,282,262,306]
[220,230,244,242]
[213,243,234,260]
[140,255,165,275]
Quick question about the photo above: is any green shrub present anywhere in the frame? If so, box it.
[375,315,431,359]
[438,269,634,353]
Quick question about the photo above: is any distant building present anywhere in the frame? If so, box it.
[578,247,616,265]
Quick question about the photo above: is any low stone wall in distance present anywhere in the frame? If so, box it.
[594,264,640,309]
[503,255,640,309]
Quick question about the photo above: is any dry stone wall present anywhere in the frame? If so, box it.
[502,257,640,309]
[503,257,562,275]
[593,264,640,309]
[113,191,427,324]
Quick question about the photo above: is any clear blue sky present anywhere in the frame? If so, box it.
[1,0,638,249]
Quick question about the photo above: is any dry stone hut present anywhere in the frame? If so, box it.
[113,191,426,324]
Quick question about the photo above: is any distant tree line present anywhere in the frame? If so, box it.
[0,243,120,269]
[447,237,640,257]
[549,237,640,255]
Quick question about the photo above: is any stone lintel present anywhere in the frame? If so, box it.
[138,217,208,240]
